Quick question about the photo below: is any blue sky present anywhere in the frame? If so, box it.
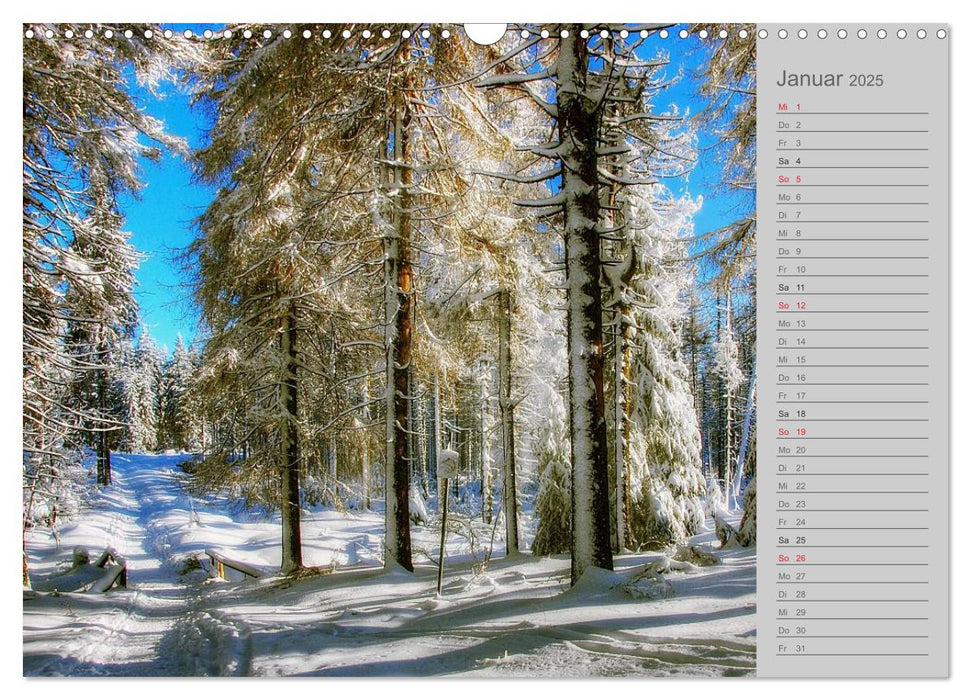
[119,80,214,353]
[119,25,746,354]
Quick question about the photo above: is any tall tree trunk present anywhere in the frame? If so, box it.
[416,383,428,496]
[430,371,440,486]
[328,328,338,501]
[497,287,519,554]
[96,337,111,486]
[480,371,493,524]
[361,375,371,509]
[23,445,40,589]
[733,357,756,509]
[383,102,414,572]
[407,369,427,496]
[613,313,630,552]
[558,29,614,583]
[603,95,630,555]
[723,295,735,510]
[715,302,725,483]
[280,304,303,574]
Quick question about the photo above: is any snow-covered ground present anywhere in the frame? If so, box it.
[23,453,755,677]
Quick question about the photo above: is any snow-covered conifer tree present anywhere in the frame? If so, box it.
[121,329,164,454]
[160,335,200,452]
[530,357,572,556]
[22,23,201,584]
[619,186,707,548]
[476,25,697,582]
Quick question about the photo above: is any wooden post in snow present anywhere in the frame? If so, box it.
[437,448,459,595]
[497,287,519,555]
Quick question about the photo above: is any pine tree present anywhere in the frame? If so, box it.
[190,131,320,572]
[531,365,572,556]
[160,335,200,452]
[22,23,200,585]
[736,474,756,546]
[690,23,757,288]
[619,185,707,548]
[692,24,757,524]
[476,25,690,582]
[121,329,163,454]
[189,25,495,573]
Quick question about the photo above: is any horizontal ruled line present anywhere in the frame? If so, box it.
[778,274,929,277]
[775,130,928,133]
[774,599,929,602]
[774,221,929,223]
[776,256,929,260]
[774,111,929,115]
[776,401,928,404]
[776,309,930,318]
[776,167,929,170]
[775,418,928,421]
[776,148,928,151]
[776,437,928,441]
[775,546,928,550]
[776,184,929,187]
[775,490,928,493]
[776,311,928,313]
[775,329,929,332]
[774,653,929,656]
[774,365,929,368]
[774,240,930,243]
[776,383,928,386]
[776,581,928,584]
[776,202,929,205]
[776,474,930,478]
[776,528,929,531]
[776,636,929,639]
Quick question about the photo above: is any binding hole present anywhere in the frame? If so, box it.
[463,24,507,45]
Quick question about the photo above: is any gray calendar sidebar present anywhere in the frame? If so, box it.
[755,23,949,678]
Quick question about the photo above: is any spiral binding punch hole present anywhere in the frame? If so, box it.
[765,26,947,40]
[464,24,507,46]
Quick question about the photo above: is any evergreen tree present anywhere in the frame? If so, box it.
[477,24,691,582]
[736,474,756,546]
[692,24,758,527]
[22,25,198,582]
[123,329,163,453]
[530,363,572,556]
[161,335,201,451]
[619,186,707,548]
[190,25,539,573]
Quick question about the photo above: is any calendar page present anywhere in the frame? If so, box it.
[21,21,950,680]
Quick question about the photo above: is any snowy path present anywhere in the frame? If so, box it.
[23,454,250,676]
[24,454,756,677]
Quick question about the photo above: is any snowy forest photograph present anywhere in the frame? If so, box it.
[23,23,757,677]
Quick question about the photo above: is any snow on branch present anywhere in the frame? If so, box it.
[615,113,683,125]
[597,167,658,187]
[475,68,555,89]
[513,192,567,208]
[473,166,561,184]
